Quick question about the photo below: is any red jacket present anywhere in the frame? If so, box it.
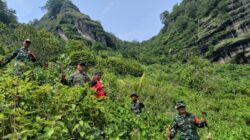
[91,80,105,98]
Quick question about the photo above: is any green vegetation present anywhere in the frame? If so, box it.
[0,0,250,139]
[0,0,17,24]
[1,53,249,139]
[0,23,63,65]
[120,0,249,64]
[36,0,118,48]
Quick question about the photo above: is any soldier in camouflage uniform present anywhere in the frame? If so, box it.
[168,101,207,140]
[61,63,90,86]
[0,39,36,74]
[1,39,36,65]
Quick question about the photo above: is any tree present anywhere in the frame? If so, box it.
[0,0,17,24]
[175,15,190,31]
[160,11,170,25]
[43,0,67,18]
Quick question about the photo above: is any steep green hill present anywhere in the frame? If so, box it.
[35,0,119,48]
[122,0,250,64]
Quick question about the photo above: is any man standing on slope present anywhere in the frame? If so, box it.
[168,101,207,140]
[130,93,144,114]
[61,62,90,86]
[0,39,36,74]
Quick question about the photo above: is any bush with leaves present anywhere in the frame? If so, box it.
[69,50,96,66]
[0,56,250,139]
[102,58,144,77]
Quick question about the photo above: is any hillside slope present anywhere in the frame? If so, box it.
[35,0,119,48]
[123,0,250,64]
[199,0,250,63]
[0,0,250,139]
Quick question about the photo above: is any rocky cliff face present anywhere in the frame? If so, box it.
[36,0,250,64]
[36,0,116,48]
[134,0,250,64]
[198,0,250,63]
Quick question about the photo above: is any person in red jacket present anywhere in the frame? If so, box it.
[90,72,106,99]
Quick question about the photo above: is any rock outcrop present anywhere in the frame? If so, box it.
[36,0,116,48]
[199,0,250,63]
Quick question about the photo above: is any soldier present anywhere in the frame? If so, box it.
[130,93,144,114]
[1,39,36,66]
[168,101,207,140]
[61,63,90,86]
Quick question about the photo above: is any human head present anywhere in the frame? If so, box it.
[175,101,186,115]
[94,71,102,81]
[22,39,31,48]
[130,93,139,102]
[76,63,86,73]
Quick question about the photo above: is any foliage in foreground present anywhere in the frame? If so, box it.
[0,57,249,139]
[0,2,249,139]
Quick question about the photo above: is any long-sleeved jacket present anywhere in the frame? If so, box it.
[61,71,90,86]
[169,112,207,140]
[3,47,36,65]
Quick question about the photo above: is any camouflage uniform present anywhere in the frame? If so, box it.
[4,47,35,64]
[169,112,207,140]
[2,48,36,75]
[61,71,90,86]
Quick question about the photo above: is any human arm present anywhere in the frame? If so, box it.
[90,80,97,87]
[61,74,72,85]
[2,50,18,65]
[194,116,207,128]
[169,118,178,139]
[28,51,36,62]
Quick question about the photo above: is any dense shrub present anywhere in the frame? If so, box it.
[69,50,96,66]
[102,58,144,77]
[0,56,250,139]
[65,40,90,52]
[0,70,167,139]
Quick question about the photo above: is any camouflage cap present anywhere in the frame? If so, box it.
[24,39,31,43]
[175,101,186,109]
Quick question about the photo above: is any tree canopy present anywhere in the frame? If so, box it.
[0,0,17,24]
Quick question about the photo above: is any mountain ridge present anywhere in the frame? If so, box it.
[121,0,250,64]
[35,0,119,48]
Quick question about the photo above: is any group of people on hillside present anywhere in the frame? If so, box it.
[0,39,209,140]
[60,62,106,99]
[0,39,106,99]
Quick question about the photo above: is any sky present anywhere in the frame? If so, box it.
[5,0,182,41]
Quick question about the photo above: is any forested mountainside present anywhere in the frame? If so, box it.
[0,0,250,139]
[121,0,250,64]
[34,0,120,48]
[199,0,250,63]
